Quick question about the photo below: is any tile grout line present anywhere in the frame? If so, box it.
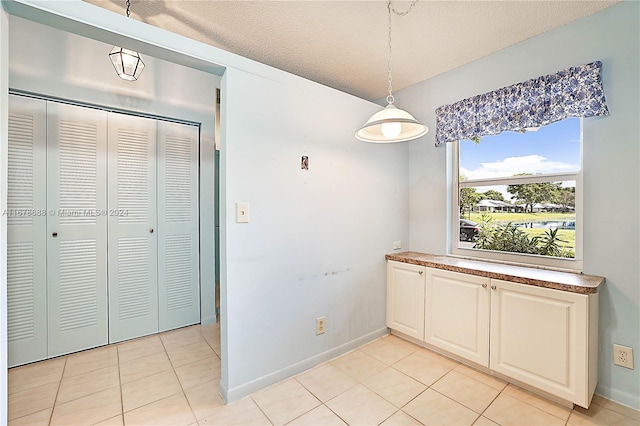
[116,343,125,425]
[249,395,276,425]
[48,356,68,425]
[119,327,206,423]
[177,326,214,424]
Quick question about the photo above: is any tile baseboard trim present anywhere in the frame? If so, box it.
[220,326,389,403]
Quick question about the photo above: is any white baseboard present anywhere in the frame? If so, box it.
[220,327,389,403]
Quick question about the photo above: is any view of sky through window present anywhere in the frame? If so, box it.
[459,117,581,180]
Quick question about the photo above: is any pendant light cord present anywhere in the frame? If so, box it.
[386,0,420,105]
[125,0,131,17]
[386,1,394,105]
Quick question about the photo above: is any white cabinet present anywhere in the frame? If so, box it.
[424,268,490,367]
[386,261,425,340]
[386,260,598,408]
[490,279,597,408]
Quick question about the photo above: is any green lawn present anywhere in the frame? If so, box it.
[518,228,575,250]
[463,211,576,251]
[466,212,575,223]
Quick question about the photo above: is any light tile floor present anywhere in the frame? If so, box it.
[7,325,640,425]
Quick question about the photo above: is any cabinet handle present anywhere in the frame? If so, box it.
[491,285,497,290]
[418,270,423,275]
[149,228,154,234]
[52,232,58,237]
[482,283,487,288]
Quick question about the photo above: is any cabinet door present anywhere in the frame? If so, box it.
[425,268,490,366]
[7,95,47,367]
[386,261,425,340]
[46,102,108,357]
[490,279,588,405]
[107,112,158,343]
[157,121,200,332]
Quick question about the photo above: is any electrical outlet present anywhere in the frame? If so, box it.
[613,344,634,369]
[316,317,326,335]
[393,241,402,250]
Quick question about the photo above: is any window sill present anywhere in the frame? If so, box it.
[450,246,583,274]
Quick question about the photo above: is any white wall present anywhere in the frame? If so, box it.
[397,1,639,410]
[0,8,9,426]
[220,68,409,399]
[8,16,220,325]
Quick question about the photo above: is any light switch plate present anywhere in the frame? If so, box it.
[236,202,249,223]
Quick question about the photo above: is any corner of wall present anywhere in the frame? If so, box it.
[0,8,10,426]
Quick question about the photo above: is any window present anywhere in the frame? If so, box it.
[451,118,582,270]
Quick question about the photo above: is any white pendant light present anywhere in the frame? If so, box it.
[356,0,428,143]
[109,0,145,81]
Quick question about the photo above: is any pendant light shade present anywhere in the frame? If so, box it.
[355,104,429,143]
[356,0,428,143]
[109,47,145,81]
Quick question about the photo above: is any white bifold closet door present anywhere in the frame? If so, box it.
[107,113,158,343]
[157,120,200,331]
[6,95,48,367]
[46,102,109,357]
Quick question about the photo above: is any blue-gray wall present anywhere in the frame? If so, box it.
[397,1,639,409]
[220,67,409,400]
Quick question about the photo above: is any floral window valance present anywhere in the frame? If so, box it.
[435,61,609,146]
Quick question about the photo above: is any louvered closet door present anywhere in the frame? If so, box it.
[46,102,108,357]
[7,95,47,367]
[157,121,200,331]
[108,112,158,343]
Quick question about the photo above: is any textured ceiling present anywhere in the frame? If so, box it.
[84,0,619,100]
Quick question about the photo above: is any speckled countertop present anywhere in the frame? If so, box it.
[385,251,604,294]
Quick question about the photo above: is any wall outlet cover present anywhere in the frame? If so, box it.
[613,344,634,369]
[316,317,326,335]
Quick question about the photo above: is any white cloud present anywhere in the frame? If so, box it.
[461,155,579,180]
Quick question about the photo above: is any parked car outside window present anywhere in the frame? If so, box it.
[460,219,479,241]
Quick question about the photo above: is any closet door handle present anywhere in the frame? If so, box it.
[149,228,154,234]
[52,232,58,237]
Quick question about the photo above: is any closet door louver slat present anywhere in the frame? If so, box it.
[158,121,200,331]
[107,113,158,343]
[6,95,47,367]
[46,102,108,358]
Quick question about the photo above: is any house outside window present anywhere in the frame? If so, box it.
[451,117,583,270]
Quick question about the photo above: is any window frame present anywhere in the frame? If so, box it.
[449,121,584,271]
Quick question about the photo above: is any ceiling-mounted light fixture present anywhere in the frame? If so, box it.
[109,0,145,81]
[356,0,428,143]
